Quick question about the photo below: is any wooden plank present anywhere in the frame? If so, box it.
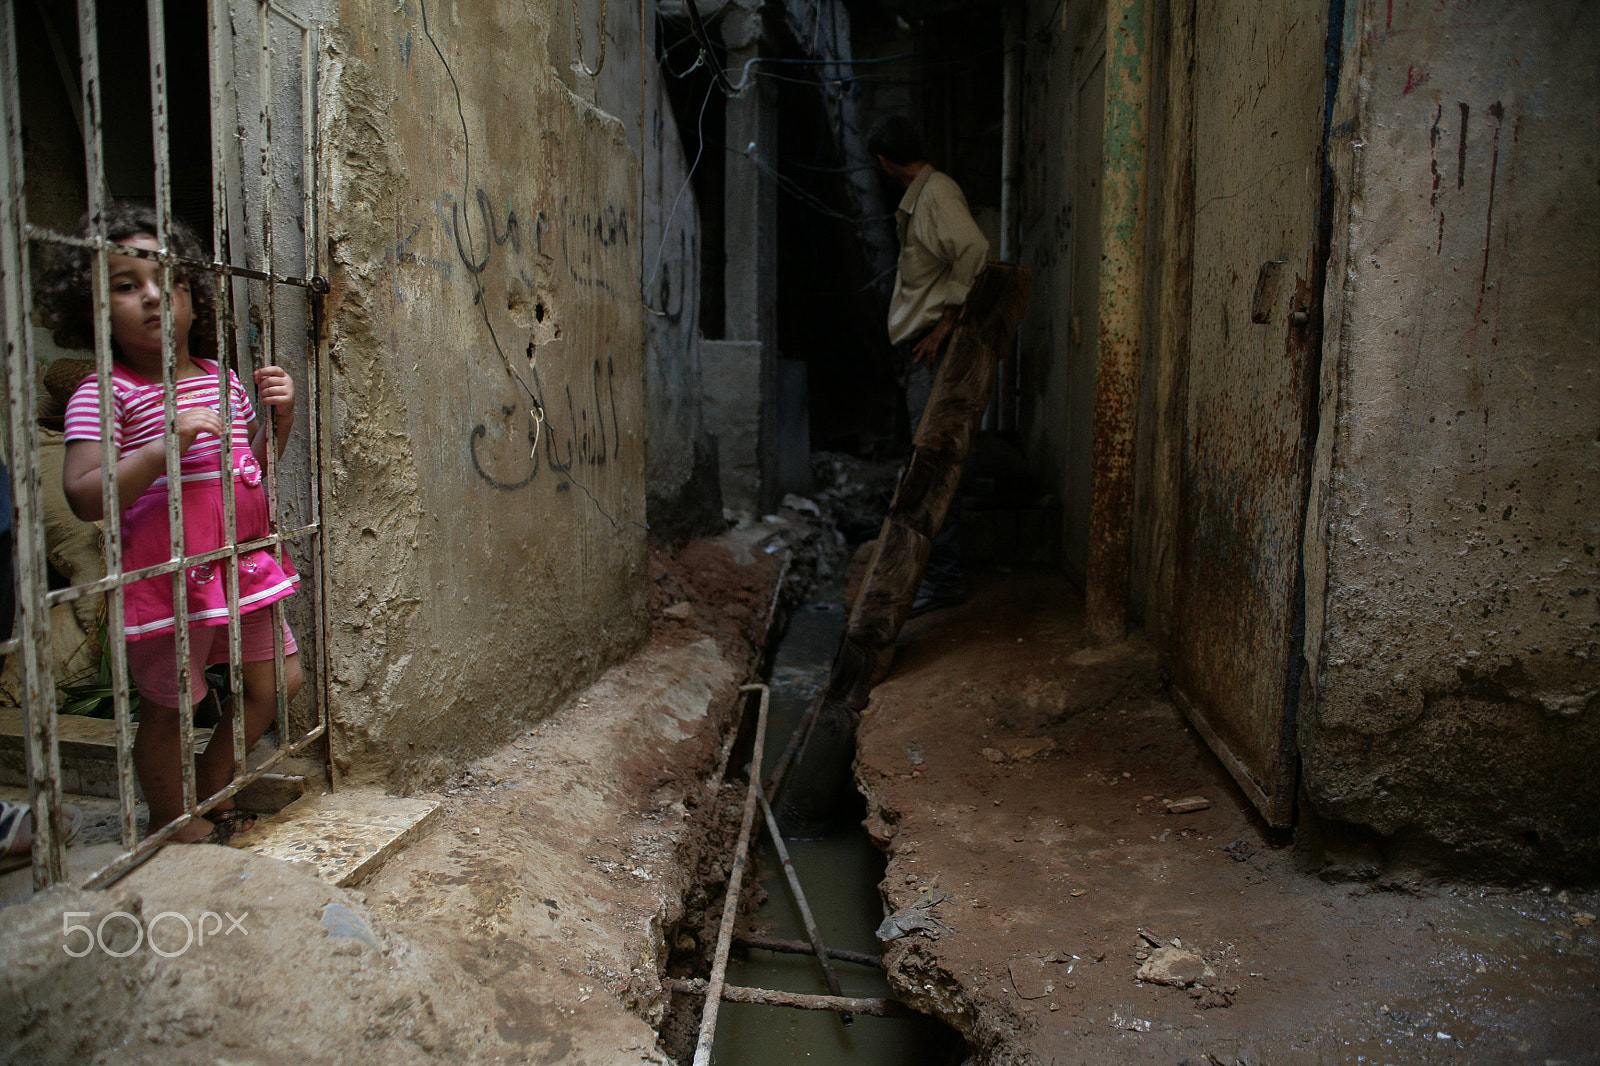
[778,264,1032,830]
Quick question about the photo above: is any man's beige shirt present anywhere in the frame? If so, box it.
[887,166,991,345]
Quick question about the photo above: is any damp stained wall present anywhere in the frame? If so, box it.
[1304,0,1600,873]
[1017,0,1105,583]
[321,0,647,789]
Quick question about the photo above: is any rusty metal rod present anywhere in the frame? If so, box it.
[759,792,853,1025]
[736,933,882,969]
[81,719,328,890]
[693,683,768,1066]
[670,978,908,1018]
[24,225,324,289]
[763,692,817,803]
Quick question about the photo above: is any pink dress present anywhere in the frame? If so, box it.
[64,360,299,640]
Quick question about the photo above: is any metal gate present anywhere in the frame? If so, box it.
[1168,0,1331,827]
[0,0,326,887]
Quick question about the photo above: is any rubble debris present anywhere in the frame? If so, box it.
[1164,796,1212,814]
[1137,927,1166,948]
[1221,838,1255,861]
[1136,945,1218,988]
[1188,985,1234,1009]
[876,893,953,941]
[1574,912,1596,927]
[1110,1010,1153,1032]
[663,601,695,620]
[1009,956,1054,999]
[981,738,1058,764]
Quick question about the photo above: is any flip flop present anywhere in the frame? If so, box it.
[0,800,82,873]
[209,809,258,842]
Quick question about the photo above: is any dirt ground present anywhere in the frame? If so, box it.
[0,518,801,1065]
[5,520,1597,1065]
[859,566,1600,1066]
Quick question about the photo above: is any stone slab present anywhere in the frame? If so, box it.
[229,789,442,887]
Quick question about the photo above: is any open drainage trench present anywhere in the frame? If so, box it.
[662,597,969,1065]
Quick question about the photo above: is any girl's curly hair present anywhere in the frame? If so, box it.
[34,201,217,362]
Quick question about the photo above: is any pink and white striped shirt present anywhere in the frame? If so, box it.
[64,360,257,480]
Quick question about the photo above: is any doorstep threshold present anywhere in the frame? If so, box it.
[229,788,442,887]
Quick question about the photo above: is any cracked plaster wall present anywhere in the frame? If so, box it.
[322,0,647,790]
[1305,0,1599,876]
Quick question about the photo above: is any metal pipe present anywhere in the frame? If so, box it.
[759,792,852,1024]
[692,682,768,1066]
[1087,0,1153,642]
[670,978,908,1018]
[735,933,881,969]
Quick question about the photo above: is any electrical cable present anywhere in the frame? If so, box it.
[683,0,735,95]
[641,75,715,317]
[572,0,607,77]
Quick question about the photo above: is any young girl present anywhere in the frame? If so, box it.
[38,202,303,844]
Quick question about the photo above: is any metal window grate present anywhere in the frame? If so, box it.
[0,0,326,890]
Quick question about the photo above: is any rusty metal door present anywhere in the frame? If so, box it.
[1169,0,1329,827]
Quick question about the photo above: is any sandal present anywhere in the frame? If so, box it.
[209,809,258,842]
[0,799,82,873]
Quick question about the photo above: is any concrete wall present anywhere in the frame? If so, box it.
[580,0,720,544]
[322,0,647,789]
[1303,0,1599,874]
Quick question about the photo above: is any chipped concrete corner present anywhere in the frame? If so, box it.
[1302,0,1600,874]
[320,0,648,791]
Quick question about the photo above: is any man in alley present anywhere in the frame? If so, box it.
[869,115,991,616]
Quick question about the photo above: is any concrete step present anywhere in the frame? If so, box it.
[0,708,203,799]
[228,788,442,887]
[0,708,322,810]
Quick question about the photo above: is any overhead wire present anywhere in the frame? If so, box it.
[641,74,716,316]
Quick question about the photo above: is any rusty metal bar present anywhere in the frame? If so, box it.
[42,522,318,608]
[23,227,322,289]
[1,0,64,887]
[69,0,143,855]
[758,792,853,1024]
[82,719,328,890]
[1085,0,1152,643]
[693,682,769,1066]
[256,0,294,751]
[735,933,882,969]
[298,16,334,791]
[669,979,908,1019]
[142,0,203,829]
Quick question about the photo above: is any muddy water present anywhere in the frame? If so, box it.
[713,601,964,1065]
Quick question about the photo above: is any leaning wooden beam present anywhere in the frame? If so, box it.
[736,933,882,969]
[669,978,910,1018]
[778,264,1033,830]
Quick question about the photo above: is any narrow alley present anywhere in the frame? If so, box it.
[1,0,1596,1064]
